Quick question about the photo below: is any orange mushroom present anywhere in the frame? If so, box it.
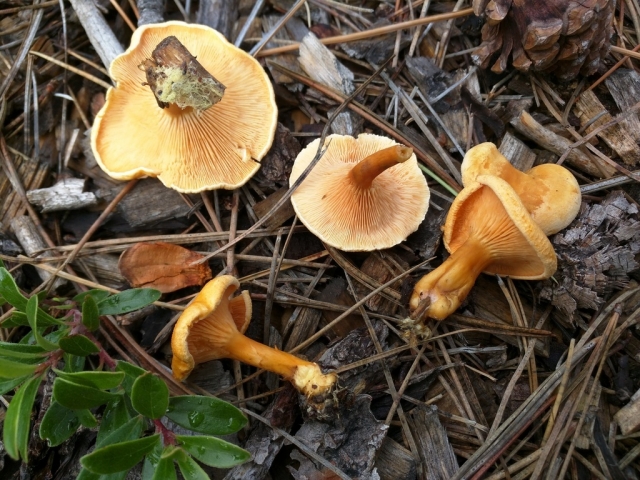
[171,276,337,399]
[409,175,556,321]
[91,21,277,192]
[289,134,430,251]
[461,142,581,235]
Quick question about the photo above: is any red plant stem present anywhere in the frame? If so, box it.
[154,419,177,446]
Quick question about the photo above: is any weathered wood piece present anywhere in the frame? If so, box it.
[498,131,536,171]
[196,0,237,40]
[69,0,123,69]
[409,405,459,480]
[615,387,640,435]
[253,186,296,230]
[290,395,387,480]
[114,179,193,229]
[374,437,417,480]
[137,0,164,27]
[74,253,124,289]
[541,191,640,326]
[574,90,640,166]
[298,33,360,135]
[141,36,225,112]
[27,178,97,213]
[510,111,616,177]
[0,154,49,228]
[10,216,66,289]
[605,68,640,142]
[262,15,305,91]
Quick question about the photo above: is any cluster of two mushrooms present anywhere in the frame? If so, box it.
[90,22,340,403]
[408,142,581,324]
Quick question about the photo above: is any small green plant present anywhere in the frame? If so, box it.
[0,264,250,479]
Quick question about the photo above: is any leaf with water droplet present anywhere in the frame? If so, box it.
[176,435,250,468]
[173,448,209,480]
[166,396,246,435]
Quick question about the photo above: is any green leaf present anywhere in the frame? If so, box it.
[97,289,161,316]
[151,455,177,480]
[77,409,98,428]
[98,415,145,448]
[166,396,247,435]
[0,267,28,310]
[53,378,120,410]
[82,295,100,331]
[81,434,161,474]
[55,370,125,390]
[174,448,209,480]
[0,357,39,378]
[98,398,131,446]
[141,434,165,480]
[0,375,31,395]
[58,335,100,356]
[0,341,46,356]
[177,435,250,468]
[75,468,100,480]
[131,373,169,420]
[74,289,111,304]
[63,353,86,373]
[40,401,80,447]
[0,269,62,326]
[116,360,147,395]
[26,295,59,351]
[1,311,29,327]
[3,374,43,461]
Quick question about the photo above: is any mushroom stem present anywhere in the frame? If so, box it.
[348,145,413,189]
[410,237,493,321]
[225,333,337,398]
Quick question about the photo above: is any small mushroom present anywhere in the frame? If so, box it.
[171,276,337,399]
[461,142,581,235]
[289,134,430,251]
[91,21,278,192]
[409,175,556,321]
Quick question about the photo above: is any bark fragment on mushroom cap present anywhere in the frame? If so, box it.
[461,142,581,235]
[171,276,251,381]
[444,175,557,279]
[289,133,430,252]
[91,21,278,193]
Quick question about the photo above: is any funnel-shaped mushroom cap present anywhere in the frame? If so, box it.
[410,175,556,321]
[171,276,337,400]
[461,142,581,235]
[289,134,430,251]
[171,276,251,381]
[92,21,278,192]
[444,175,557,278]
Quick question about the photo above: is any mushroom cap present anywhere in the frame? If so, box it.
[289,133,430,251]
[461,142,581,235]
[91,21,278,193]
[443,174,557,280]
[171,275,252,381]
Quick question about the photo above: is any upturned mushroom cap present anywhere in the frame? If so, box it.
[461,142,581,235]
[171,275,251,381]
[289,134,430,251]
[410,175,556,320]
[92,21,278,193]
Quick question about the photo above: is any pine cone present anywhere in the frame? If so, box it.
[472,0,615,80]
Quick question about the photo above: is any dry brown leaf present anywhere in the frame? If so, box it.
[118,242,212,293]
